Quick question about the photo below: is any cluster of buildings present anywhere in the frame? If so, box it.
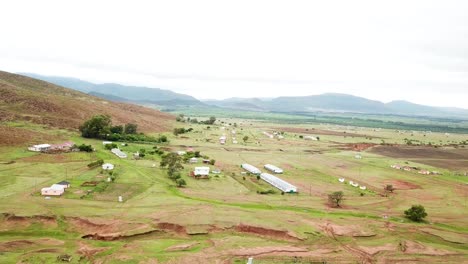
[241,163,297,193]
[41,181,70,196]
[391,164,440,175]
[28,142,74,152]
[338,178,366,190]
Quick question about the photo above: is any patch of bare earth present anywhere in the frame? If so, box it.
[68,217,157,241]
[359,244,396,255]
[0,238,64,252]
[235,224,302,241]
[166,242,200,252]
[0,213,57,230]
[77,241,111,259]
[402,241,460,256]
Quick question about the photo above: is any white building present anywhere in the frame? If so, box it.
[102,141,113,145]
[28,144,51,152]
[102,163,114,170]
[260,173,297,193]
[264,164,283,174]
[241,164,261,175]
[41,184,65,196]
[111,148,127,158]
[304,136,318,141]
[189,157,198,163]
[194,167,210,176]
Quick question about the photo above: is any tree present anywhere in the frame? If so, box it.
[328,191,344,208]
[384,184,395,193]
[110,125,124,134]
[404,205,427,222]
[243,136,249,143]
[139,149,146,158]
[76,144,93,152]
[160,153,184,178]
[176,178,187,187]
[79,115,112,139]
[208,116,216,125]
[124,123,138,134]
[104,143,118,150]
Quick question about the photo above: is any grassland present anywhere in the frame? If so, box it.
[0,119,467,263]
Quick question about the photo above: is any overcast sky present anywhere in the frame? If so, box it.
[1,0,467,108]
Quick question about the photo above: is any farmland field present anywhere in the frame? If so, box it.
[0,119,467,263]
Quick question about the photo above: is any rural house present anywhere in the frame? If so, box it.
[102,163,114,170]
[28,144,51,152]
[41,184,65,196]
[264,164,284,174]
[55,181,70,188]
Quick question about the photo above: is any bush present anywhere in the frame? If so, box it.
[328,191,344,208]
[77,144,93,152]
[87,159,104,169]
[404,205,427,222]
[105,143,118,150]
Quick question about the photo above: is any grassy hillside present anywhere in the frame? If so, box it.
[0,71,174,134]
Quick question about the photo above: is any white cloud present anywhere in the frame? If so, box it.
[0,0,467,108]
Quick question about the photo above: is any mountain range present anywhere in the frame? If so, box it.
[19,73,468,119]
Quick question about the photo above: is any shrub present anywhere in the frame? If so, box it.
[404,205,427,222]
[77,144,93,152]
[87,159,104,169]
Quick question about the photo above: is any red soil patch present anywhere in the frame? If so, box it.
[235,224,302,241]
[166,242,200,252]
[0,213,57,230]
[77,241,111,258]
[320,223,376,237]
[403,241,459,256]
[359,244,396,255]
[386,180,421,190]
[157,222,187,234]
[0,238,64,252]
[68,217,155,240]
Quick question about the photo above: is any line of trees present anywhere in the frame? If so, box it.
[160,153,187,187]
[79,115,168,143]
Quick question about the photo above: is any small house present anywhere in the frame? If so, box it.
[355,154,362,159]
[56,181,70,188]
[28,144,51,152]
[41,184,65,196]
[189,157,198,163]
[304,136,318,141]
[177,151,186,156]
[194,167,210,176]
[418,170,430,175]
[102,163,114,170]
[102,141,113,145]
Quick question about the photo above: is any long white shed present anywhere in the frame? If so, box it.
[241,164,261,175]
[194,167,210,176]
[264,164,283,174]
[260,173,297,193]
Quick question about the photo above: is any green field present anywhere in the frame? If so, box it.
[0,119,467,263]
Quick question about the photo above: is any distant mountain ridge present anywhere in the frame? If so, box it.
[204,93,468,118]
[20,73,202,107]
[18,73,468,119]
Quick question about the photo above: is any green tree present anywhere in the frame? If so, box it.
[243,136,249,143]
[124,123,138,134]
[328,191,344,208]
[79,115,112,139]
[160,153,184,178]
[404,205,427,222]
[110,125,124,134]
[176,178,187,187]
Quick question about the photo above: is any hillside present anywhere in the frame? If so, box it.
[0,71,174,133]
[20,73,203,107]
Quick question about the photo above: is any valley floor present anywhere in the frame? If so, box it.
[0,121,467,263]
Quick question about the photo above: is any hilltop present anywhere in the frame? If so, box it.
[0,71,173,133]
